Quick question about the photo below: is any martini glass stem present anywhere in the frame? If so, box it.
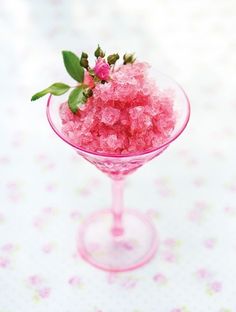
[111,178,125,236]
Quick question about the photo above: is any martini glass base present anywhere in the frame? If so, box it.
[78,209,158,272]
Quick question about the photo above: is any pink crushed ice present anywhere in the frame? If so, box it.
[59,62,176,154]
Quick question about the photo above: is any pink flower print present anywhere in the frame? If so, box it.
[90,178,101,187]
[162,250,176,262]
[195,268,222,295]
[68,276,82,288]
[155,177,174,197]
[116,240,135,250]
[35,154,55,171]
[79,187,91,196]
[160,237,179,263]
[211,149,225,159]
[146,209,160,219]
[193,177,205,187]
[107,273,116,284]
[209,281,222,293]
[37,287,51,299]
[163,238,178,248]
[0,256,10,268]
[6,181,23,203]
[42,242,55,254]
[121,276,138,289]
[7,182,18,190]
[171,308,190,312]
[196,268,212,280]
[225,181,236,192]
[8,192,21,202]
[153,273,168,285]
[106,273,138,289]
[33,217,44,229]
[0,156,10,164]
[12,131,25,147]
[188,201,209,223]
[43,207,57,215]
[27,275,51,300]
[72,251,81,261]
[224,205,236,216]
[0,243,18,268]
[204,238,217,249]
[34,207,57,229]
[70,210,82,221]
[45,182,57,192]
[36,154,47,161]
[1,243,14,253]
[28,275,43,286]
[94,57,110,80]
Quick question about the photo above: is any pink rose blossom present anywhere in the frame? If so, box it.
[94,57,110,80]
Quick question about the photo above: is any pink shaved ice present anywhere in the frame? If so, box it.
[59,62,176,154]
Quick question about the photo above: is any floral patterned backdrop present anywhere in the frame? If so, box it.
[0,0,236,311]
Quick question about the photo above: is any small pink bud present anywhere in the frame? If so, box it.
[94,57,110,81]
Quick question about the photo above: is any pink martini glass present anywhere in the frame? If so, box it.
[46,70,190,272]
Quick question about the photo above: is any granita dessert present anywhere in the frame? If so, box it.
[32,46,175,154]
[31,46,190,273]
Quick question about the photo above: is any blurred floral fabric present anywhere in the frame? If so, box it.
[0,0,236,311]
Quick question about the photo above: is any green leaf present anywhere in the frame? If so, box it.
[48,83,71,95]
[62,51,84,82]
[68,86,87,113]
[31,83,70,101]
[31,88,50,101]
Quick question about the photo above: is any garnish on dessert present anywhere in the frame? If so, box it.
[31,45,134,113]
[32,45,176,154]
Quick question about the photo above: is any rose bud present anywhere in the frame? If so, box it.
[81,52,88,59]
[123,53,136,65]
[80,57,89,69]
[94,45,105,58]
[107,53,120,65]
[83,87,93,98]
